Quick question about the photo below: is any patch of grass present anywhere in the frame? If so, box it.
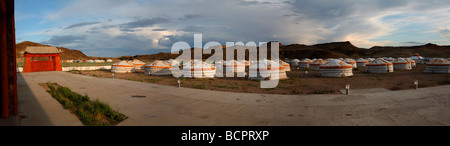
[64,100,75,109]
[291,88,302,94]
[76,110,92,125]
[438,80,450,85]
[40,83,127,126]
[213,85,227,88]
[192,84,207,89]
[227,86,239,90]
[247,83,258,87]
[70,70,82,74]
[315,89,335,94]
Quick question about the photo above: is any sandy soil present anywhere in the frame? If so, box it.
[71,64,449,95]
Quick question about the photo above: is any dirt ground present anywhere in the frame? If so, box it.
[70,64,450,95]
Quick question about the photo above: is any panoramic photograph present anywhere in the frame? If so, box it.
[1,0,450,140]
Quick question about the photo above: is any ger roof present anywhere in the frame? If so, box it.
[145,60,171,68]
[320,59,352,68]
[367,58,393,66]
[310,59,327,65]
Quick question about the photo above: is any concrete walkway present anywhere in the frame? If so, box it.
[18,71,450,126]
[18,73,82,126]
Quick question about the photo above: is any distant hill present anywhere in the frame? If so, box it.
[16,41,450,63]
[280,41,363,59]
[365,43,450,58]
[132,41,450,61]
[16,41,89,62]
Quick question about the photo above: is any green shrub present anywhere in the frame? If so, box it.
[41,83,126,126]
[64,100,74,109]
[316,90,335,94]
[105,111,125,122]
[76,110,92,125]
[91,99,112,114]
[48,85,55,92]
[227,87,239,90]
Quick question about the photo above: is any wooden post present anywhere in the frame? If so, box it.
[1,0,17,118]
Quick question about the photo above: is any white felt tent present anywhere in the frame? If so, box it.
[222,60,246,77]
[406,58,416,67]
[145,60,172,75]
[130,59,146,70]
[410,53,424,64]
[182,60,216,78]
[298,58,312,68]
[309,59,327,71]
[280,60,291,71]
[248,60,287,80]
[344,58,357,68]
[424,58,450,73]
[290,59,300,66]
[392,58,412,70]
[366,58,394,73]
[319,59,353,77]
[111,60,135,73]
[356,58,369,67]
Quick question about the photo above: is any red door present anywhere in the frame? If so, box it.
[31,61,54,72]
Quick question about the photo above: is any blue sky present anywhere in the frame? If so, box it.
[15,0,450,57]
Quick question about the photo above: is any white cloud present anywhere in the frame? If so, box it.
[17,0,450,56]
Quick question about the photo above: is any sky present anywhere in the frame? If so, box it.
[15,0,450,57]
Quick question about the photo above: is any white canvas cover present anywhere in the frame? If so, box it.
[130,59,146,70]
[111,60,135,73]
[344,58,357,68]
[366,58,394,73]
[238,60,250,67]
[298,58,312,68]
[223,60,246,74]
[424,58,450,73]
[214,60,224,76]
[410,55,424,64]
[280,60,291,71]
[182,61,216,78]
[164,59,180,67]
[249,60,287,80]
[319,59,353,77]
[290,59,300,66]
[309,59,327,71]
[106,59,113,62]
[392,58,412,70]
[406,58,416,67]
[356,58,369,67]
[145,60,172,75]
[386,57,394,62]
[410,55,424,60]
